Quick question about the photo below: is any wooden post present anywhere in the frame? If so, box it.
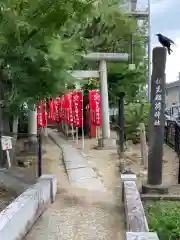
[139,123,148,168]
[118,93,125,156]
[142,47,168,194]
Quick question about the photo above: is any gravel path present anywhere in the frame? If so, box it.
[24,136,125,240]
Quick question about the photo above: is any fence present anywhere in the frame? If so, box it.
[164,120,180,154]
[0,131,44,193]
[164,120,180,183]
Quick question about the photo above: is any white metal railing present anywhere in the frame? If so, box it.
[120,0,148,13]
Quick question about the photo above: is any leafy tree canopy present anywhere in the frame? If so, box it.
[0,0,147,113]
[72,0,148,104]
[0,0,96,111]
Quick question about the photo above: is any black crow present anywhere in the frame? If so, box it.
[156,33,175,55]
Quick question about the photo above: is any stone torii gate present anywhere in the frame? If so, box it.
[28,52,128,147]
[71,52,129,139]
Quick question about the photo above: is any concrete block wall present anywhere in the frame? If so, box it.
[121,174,159,240]
[0,174,56,240]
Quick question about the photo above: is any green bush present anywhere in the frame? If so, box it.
[145,201,180,240]
[124,102,150,143]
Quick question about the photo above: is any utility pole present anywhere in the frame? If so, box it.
[178,72,180,105]
[147,0,151,103]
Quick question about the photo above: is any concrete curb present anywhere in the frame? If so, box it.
[0,174,57,240]
[121,174,159,240]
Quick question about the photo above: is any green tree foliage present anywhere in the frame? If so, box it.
[124,102,150,143]
[72,0,148,104]
[0,0,95,111]
[0,0,147,109]
[108,63,147,105]
[0,0,98,167]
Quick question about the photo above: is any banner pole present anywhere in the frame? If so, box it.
[44,99,48,137]
[71,124,74,140]
[96,126,98,139]
[69,92,74,141]
[81,90,84,149]
[76,127,78,144]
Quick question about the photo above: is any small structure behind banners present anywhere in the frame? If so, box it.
[1,136,12,168]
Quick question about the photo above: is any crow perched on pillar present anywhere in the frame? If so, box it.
[156,33,175,55]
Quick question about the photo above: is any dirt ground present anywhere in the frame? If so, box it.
[1,132,178,238]
[32,133,179,240]
[41,135,123,203]
[41,135,123,214]
[40,129,180,198]
[25,136,125,240]
[0,187,17,211]
[70,133,179,193]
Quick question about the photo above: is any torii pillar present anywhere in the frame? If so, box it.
[84,53,128,139]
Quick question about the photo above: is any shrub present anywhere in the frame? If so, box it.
[145,201,180,240]
[124,102,150,143]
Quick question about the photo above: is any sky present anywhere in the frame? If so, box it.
[150,0,180,82]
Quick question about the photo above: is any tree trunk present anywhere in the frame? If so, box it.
[0,75,15,167]
[0,106,11,167]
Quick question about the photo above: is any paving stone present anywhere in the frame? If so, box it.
[65,162,88,170]
[67,167,97,182]
[63,154,86,164]
[71,178,105,192]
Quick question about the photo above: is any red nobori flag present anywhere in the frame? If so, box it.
[48,99,56,121]
[55,97,61,123]
[63,94,70,123]
[89,90,96,124]
[60,95,65,122]
[89,90,102,126]
[67,93,73,124]
[37,102,46,127]
[72,91,83,127]
[94,90,102,126]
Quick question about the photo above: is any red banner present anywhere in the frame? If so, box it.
[37,102,46,127]
[64,94,70,123]
[72,91,83,127]
[55,97,61,123]
[48,99,56,121]
[89,90,102,126]
[67,93,73,124]
[59,96,64,121]
[89,90,96,124]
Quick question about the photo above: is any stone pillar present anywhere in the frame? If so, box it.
[99,60,110,139]
[27,106,37,152]
[142,47,168,194]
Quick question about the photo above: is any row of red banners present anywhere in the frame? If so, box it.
[37,90,102,128]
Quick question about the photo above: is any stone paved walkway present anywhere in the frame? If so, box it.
[61,144,105,192]
[24,131,124,240]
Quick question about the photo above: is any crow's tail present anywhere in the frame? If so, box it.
[167,47,173,55]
